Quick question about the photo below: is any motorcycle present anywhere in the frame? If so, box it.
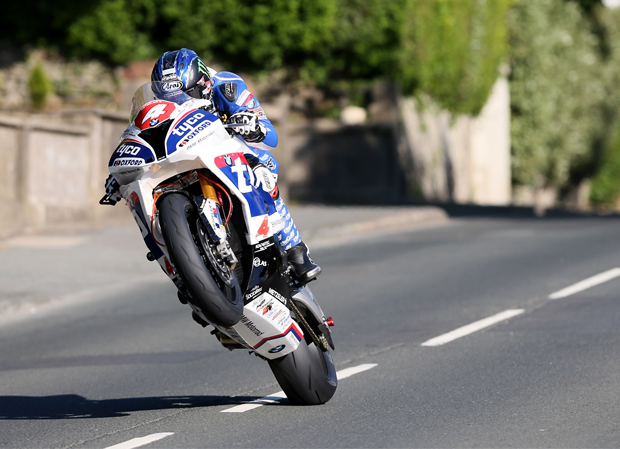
[100,82,337,405]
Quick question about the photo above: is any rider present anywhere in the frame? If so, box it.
[106,48,320,284]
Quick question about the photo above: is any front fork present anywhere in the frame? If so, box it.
[197,173,237,267]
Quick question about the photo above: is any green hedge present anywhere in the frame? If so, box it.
[400,0,510,116]
[1,0,508,117]
[508,0,606,190]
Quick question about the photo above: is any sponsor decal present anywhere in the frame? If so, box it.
[162,68,176,76]
[114,158,143,167]
[161,81,183,92]
[256,167,275,191]
[257,216,270,237]
[268,344,286,354]
[115,143,142,157]
[253,257,268,268]
[128,191,140,211]
[118,168,141,175]
[182,129,217,150]
[262,157,276,171]
[224,154,233,166]
[239,315,264,337]
[246,98,256,109]
[254,240,274,252]
[268,288,287,305]
[166,109,219,154]
[169,112,216,152]
[134,101,176,130]
[197,59,209,76]
[246,286,263,300]
[220,82,237,102]
[171,112,208,137]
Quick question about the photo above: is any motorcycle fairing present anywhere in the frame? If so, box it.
[126,188,175,277]
[132,100,178,130]
[203,149,284,244]
[108,139,156,169]
[165,109,219,156]
[225,291,303,359]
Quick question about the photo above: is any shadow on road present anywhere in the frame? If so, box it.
[428,203,620,220]
[0,394,266,419]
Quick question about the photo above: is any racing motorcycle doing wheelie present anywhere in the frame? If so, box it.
[100,82,337,405]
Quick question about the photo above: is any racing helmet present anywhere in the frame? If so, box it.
[151,48,213,102]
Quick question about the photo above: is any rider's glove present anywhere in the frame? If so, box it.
[229,112,266,143]
[104,174,122,206]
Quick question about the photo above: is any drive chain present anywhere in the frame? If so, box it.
[287,298,329,352]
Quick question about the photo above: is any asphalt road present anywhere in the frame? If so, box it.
[2,216,620,448]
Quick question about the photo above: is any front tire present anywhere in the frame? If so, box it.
[158,193,243,327]
[268,335,338,405]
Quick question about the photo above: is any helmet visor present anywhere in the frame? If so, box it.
[184,85,203,100]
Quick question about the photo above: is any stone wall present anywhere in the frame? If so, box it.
[0,76,512,237]
[0,111,127,238]
[398,77,511,205]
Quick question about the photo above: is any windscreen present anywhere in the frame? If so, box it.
[129,82,194,124]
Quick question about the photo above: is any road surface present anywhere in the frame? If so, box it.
[2,216,620,448]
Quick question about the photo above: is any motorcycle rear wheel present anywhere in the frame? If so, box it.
[268,334,338,405]
[158,193,243,327]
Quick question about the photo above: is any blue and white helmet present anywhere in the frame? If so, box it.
[151,48,213,101]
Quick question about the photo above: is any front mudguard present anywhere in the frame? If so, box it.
[291,286,335,350]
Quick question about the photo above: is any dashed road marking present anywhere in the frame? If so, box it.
[104,433,174,449]
[421,309,524,347]
[221,363,378,413]
[548,268,620,300]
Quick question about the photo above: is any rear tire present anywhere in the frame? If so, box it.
[268,334,338,405]
[158,193,243,327]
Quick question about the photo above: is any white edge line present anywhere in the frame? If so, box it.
[104,433,174,449]
[548,268,620,300]
[336,363,378,380]
[421,309,524,347]
[221,392,286,413]
[222,363,378,413]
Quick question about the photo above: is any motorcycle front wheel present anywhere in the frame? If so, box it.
[158,192,243,327]
[268,334,338,405]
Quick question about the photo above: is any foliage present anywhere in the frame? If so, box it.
[0,0,510,117]
[28,63,54,109]
[508,0,606,190]
[400,0,511,116]
[587,6,620,206]
[589,126,620,206]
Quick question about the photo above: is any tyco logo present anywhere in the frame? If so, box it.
[171,113,211,137]
[116,144,141,157]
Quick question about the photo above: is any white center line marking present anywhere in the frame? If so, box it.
[105,433,174,449]
[421,309,524,347]
[548,268,620,300]
[335,363,378,379]
[221,363,378,413]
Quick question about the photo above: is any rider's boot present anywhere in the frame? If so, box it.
[274,197,321,284]
[286,241,321,284]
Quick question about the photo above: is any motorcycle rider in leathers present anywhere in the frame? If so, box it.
[105,48,321,284]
